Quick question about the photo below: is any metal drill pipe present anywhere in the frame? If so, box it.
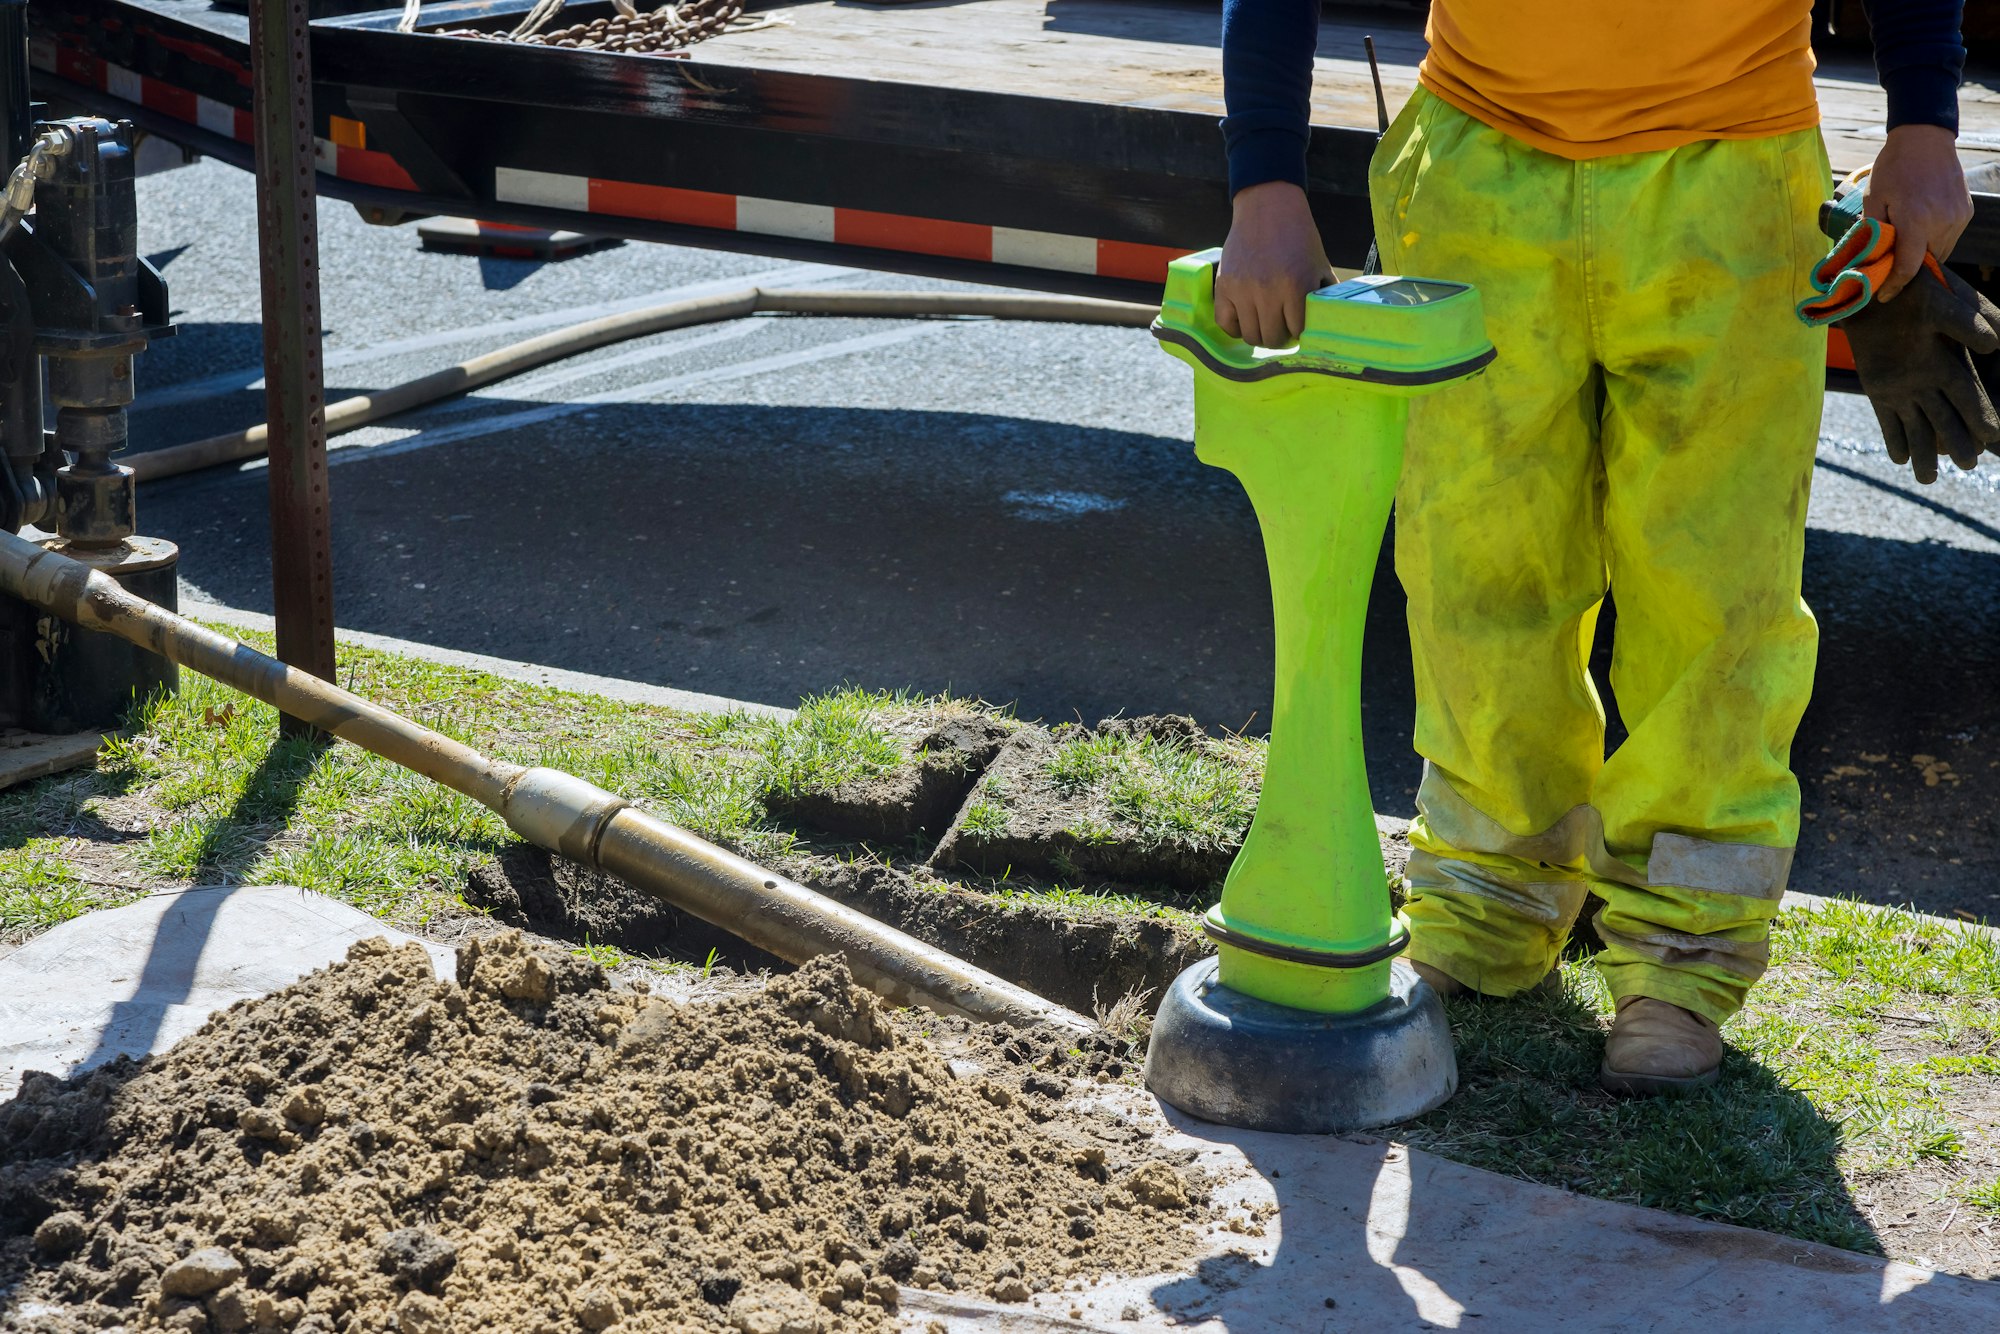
[0,527,1089,1034]
[250,0,337,726]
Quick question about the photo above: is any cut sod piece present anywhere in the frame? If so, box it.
[760,689,1016,845]
[932,715,1261,895]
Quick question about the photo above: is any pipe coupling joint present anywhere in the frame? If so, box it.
[501,766,630,866]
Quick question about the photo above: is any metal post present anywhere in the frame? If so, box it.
[248,0,335,735]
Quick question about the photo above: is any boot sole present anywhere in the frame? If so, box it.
[1597,1059,1720,1097]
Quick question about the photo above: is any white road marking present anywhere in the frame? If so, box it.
[307,321,959,468]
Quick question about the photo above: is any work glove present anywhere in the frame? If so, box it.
[1843,262,2000,483]
[1804,206,2000,483]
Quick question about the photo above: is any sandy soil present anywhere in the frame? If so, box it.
[0,935,1204,1332]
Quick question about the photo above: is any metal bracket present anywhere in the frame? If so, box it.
[342,87,475,200]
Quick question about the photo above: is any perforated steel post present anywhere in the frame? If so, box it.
[250,0,335,735]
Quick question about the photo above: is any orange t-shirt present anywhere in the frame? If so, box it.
[1418,1,1820,159]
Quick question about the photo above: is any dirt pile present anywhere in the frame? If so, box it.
[0,935,1203,1333]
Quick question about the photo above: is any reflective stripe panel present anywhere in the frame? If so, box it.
[495,166,588,212]
[1591,917,1770,982]
[1417,765,1792,898]
[1647,832,1791,900]
[1406,850,1589,928]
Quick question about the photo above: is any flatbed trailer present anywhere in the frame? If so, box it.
[27,0,2000,303]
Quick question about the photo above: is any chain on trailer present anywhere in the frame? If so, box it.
[407,0,764,54]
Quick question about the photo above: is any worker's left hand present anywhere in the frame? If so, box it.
[1866,124,1973,304]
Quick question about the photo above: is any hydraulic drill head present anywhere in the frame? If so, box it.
[35,118,145,548]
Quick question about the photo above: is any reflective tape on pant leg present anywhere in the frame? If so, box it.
[1646,832,1792,899]
[1416,764,1596,865]
[1421,766,1793,899]
[1407,849,1589,929]
[1591,917,1771,981]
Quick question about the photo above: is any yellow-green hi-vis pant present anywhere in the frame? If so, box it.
[1369,88,1831,1024]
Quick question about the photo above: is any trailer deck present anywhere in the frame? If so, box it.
[28,0,2000,299]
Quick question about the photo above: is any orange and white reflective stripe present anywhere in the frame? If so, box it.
[496,165,1186,282]
[32,41,1189,283]
[32,40,416,190]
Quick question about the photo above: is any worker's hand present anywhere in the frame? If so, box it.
[1866,123,1973,304]
[1215,181,1333,349]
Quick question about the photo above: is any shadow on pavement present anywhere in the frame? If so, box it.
[1136,986,1902,1329]
[66,736,321,1075]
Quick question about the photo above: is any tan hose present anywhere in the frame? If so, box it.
[129,288,1156,483]
[0,526,1092,1034]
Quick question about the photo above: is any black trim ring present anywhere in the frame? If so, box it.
[1203,918,1412,970]
[1151,322,1497,388]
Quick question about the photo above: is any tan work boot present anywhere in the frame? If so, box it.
[1599,996,1722,1095]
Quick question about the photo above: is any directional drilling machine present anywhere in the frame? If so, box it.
[0,0,177,740]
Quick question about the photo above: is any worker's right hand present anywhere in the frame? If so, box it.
[1215,181,1333,349]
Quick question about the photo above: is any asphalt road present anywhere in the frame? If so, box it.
[123,159,2000,920]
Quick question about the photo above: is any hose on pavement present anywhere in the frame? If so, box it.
[129,288,1156,482]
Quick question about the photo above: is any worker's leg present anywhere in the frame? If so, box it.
[1370,90,1607,996]
[1587,129,1830,1023]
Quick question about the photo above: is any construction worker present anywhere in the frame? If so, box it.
[1215,2,1974,1093]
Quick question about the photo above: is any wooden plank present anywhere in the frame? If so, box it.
[0,730,105,793]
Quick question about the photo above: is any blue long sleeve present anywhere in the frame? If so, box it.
[1861,1,1966,133]
[1219,0,1319,197]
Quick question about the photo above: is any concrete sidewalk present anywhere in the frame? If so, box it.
[0,885,454,1099]
[969,1090,1998,1332]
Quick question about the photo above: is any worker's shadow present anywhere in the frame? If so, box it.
[60,734,323,1077]
[1138,978,1883,1329]
[166,731,325,885]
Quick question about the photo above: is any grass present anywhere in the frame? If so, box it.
[0,628,943,946]
[976,878,1200,923]
[1044,727,1262,853]
[959,800,1009,836]
[1403,898,2000,1260]
[1965,1178,2000,1215]
[757,686,907,799]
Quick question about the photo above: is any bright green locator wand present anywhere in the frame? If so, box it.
[1142,249,1495,1134]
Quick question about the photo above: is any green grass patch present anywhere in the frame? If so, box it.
[945,875,1202,924]
[1403,898,2000,1259]
[1045,727,1261,853]
[960,800,1008,837]
[0,638,1012,953]
[0,843,141,936]
[0,623,889,937]
[756,686,909,799]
